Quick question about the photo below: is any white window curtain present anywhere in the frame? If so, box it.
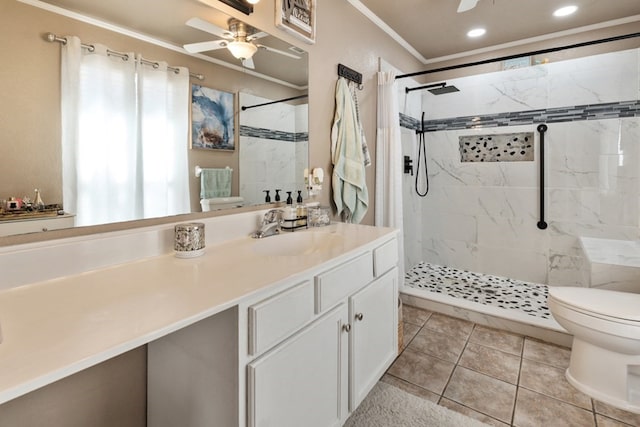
[375,71,405,281]
[61,36,190,227]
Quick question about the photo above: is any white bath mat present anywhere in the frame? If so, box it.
[344,382,491,427]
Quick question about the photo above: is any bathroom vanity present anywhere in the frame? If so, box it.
[0,213,75,237]
[0,211,399,427]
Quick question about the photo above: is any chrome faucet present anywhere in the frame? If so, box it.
[251,209,283,238]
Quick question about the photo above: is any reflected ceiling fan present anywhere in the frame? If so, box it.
[457,0,479,12]
[183,17,301,69]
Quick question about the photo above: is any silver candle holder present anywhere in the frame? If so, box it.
[174,222,205,258]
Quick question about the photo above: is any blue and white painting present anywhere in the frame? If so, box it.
[191,84,235,150]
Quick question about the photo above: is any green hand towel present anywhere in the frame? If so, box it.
[200,168,232,199]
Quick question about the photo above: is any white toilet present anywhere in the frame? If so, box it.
[200,196,245,212]
[547,287,640,414]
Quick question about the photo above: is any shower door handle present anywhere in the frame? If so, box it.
[537,124,548,230]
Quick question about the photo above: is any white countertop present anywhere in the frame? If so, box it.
[0,223,397,405]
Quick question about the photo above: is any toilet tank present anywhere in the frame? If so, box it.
[200,197,245,212]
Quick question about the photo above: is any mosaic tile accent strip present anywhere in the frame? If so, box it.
[405,262,551,320]
[399,113,421,131]
[399,100,640,132]
[239,125,308,142]
[459,132,534,162]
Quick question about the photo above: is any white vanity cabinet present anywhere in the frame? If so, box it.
[349,268,398,411]
[245,236,399,427]
[146,230,399,427]
[247,304,349,427]
[0,214,75,236]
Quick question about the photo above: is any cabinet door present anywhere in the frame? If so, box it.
[349,268,398,411]
[247,304,348,427]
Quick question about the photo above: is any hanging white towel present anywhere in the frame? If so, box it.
[350,82,371,167]
[331,77,368,223]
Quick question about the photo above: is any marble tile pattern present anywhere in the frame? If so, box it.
[398,47,640,286]
[383,304,640,427]
[405,262,551,319]
[238,93,308,206]
[239,124,308,142]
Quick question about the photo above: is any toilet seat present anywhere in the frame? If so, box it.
[548,287,640,326]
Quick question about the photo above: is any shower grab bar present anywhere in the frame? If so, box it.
[537,124,548,230]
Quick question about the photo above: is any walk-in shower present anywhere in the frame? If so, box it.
[396,40,640,342]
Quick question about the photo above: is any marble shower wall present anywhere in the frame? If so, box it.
[403,48,640,286]
[239,93,308,206]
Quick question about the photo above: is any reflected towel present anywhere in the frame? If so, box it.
[200,168,232,199]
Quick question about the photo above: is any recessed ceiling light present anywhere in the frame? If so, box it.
[553,5,578,17]
[467,28,486,38]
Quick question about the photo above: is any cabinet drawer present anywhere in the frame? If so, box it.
[373,238,398,277]
[248,280,314,356]
[315,252,373,313]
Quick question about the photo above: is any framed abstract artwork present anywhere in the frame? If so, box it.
[191,84,235,151]
[275,0,316,44]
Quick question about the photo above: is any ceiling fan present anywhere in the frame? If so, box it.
[183,17,301,69]
[457,0,479,13]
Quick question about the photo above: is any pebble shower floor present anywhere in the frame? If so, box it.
[405,262,551,320]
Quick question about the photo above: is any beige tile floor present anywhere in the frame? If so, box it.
[383,304,640,427]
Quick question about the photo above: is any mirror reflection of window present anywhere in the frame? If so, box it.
[61,38,190,227]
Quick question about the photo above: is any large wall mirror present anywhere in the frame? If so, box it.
[0,0,308,238]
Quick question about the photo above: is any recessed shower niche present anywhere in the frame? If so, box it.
[459,132,534,162]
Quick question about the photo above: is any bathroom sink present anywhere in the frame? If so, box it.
[251,230,343,256]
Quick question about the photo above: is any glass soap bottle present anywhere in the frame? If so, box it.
[34,189,45,210]
[296,190,306,226]
[284,192,296,222]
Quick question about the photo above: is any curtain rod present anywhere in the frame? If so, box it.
[46,33,204,81]
[396,32,640,80]
[241,94,308,111]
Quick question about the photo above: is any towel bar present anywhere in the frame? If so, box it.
[195,166,233,178]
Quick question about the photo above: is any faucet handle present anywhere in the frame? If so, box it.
[262,208,283,224]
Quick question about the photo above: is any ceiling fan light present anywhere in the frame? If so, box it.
[227,41,257,60]
[553,5,578,17]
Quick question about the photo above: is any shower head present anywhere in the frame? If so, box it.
[428,85,460,95]
[405,82,460,94]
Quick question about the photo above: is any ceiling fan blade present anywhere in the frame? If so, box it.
[183,40,227,53]
[247,31,269,42]
[255,44,301,59]
[457,0,479,13]
[242,57,255,69]
[185,17,233,39]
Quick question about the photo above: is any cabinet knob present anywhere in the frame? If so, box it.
[342,323,351,333]
[355,313,364,321]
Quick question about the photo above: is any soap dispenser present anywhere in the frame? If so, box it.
[275,189,281,202]
[296,190,306,226]
[263,190,271,203]
[284,191,296,221]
